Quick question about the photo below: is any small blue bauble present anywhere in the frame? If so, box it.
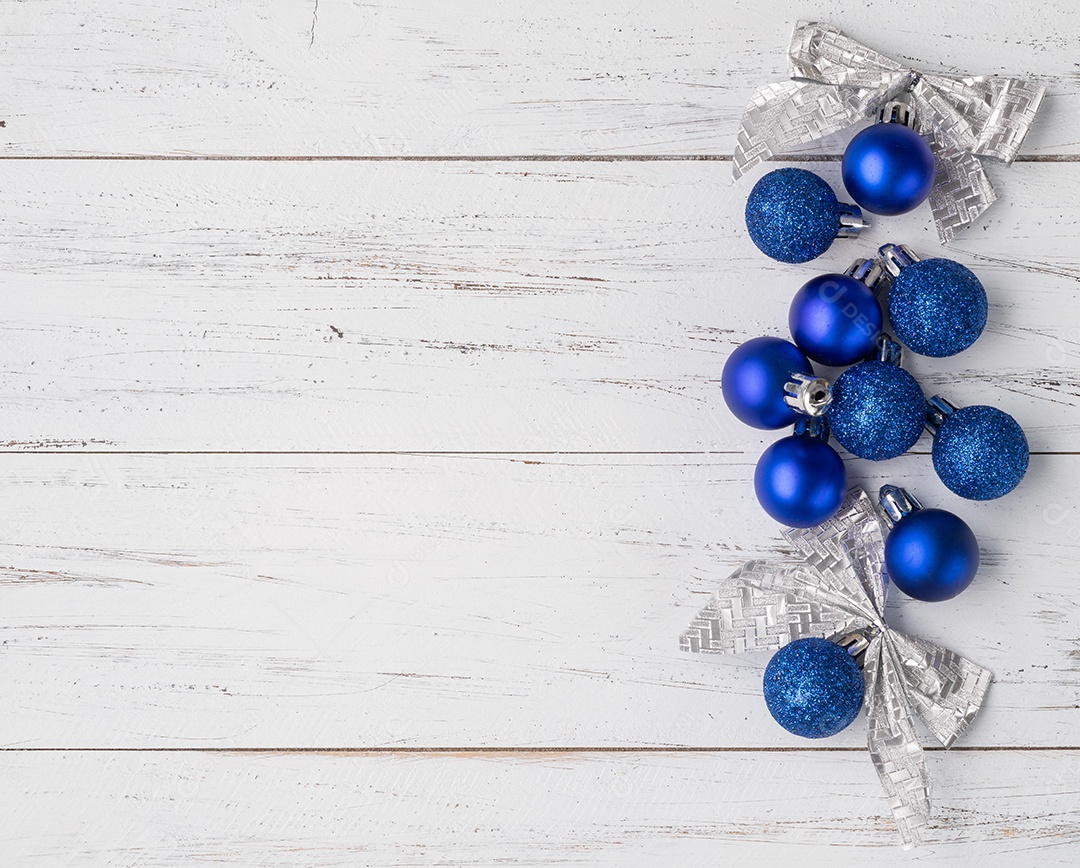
[842,124,935,216]
[745,168,845,264]
[722,336,815,429]
[826,361,925,460]
[933,405,1029,500]
[888,259,987,357]
[754,434,847,527]
[763,637,864,739]
[885,508,980,602]
[789,273,883,367]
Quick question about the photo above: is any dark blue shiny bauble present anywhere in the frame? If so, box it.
[754,434,847,527]
[885,508,980,602]
[789,274,883,367]
[888,259,987,357]
[763,637,864,739]
[842,123,936,216]
[933,405,1029,500]
[745,168,843,264]
[826,361,925,460]
[722,336,815,429]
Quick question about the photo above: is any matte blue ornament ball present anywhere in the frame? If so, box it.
[754,434,847,527]
[722,336,815,429]
[885,508,980,602]
[826,361,925,460]
[763,637,864,739]
[745,168,845,264]
[933,405,1029,500]
[842,123,936,216]
[888,259,988,357]
[789,273,883,367]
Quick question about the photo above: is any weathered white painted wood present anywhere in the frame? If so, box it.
[0,159,1077,452]
[2,0,1076,156]
[2,451,1075,748]
[4,749,1079,865]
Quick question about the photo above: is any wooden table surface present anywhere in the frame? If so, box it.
[3,1,1079,864]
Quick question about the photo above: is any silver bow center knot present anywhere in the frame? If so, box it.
[680,488,991,848]
[733,21,1045,242]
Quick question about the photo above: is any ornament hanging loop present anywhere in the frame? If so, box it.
[793,415,831,441]
[879,243,921,278]
[784,371,833,417]
[835,630,872,669]
[875,334,903,366]
[925,394,958,435]
[845,257,886,291]
[878,484,923,529]
[878,99,916,129]
[837,202,868,238]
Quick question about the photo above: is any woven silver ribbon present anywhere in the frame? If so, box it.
[733,21,1045,242]
[680,488,992,847]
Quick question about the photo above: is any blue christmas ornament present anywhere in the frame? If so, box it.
[745,168,866,264]
[763,637,864,739]
[927,396,1029,500]
[842,102,936,216]
[826,337,925,461]
[880,243,987,358]
[722,336,831,429]
[789,258,884,367]
[879,485,980,602]
[754,419,847,528]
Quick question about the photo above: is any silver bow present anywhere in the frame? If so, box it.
[680,488,991,848]
[733,21,1045,242]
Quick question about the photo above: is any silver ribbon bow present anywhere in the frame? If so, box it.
[680,488,992,847]
[733,21,1045,242]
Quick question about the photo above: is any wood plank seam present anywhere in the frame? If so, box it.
[1,155,1078,161]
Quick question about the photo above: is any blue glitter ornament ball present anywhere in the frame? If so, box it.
[722,336,816,429]
[754,433,847,527]
[827,361,925,460]
[888,259,987,357]
[745,168,852,264]
[763,637,864,739]
[885,508,980,602]
[842,123,936,216]
[933,405,1029,500]
[789,273,883,366]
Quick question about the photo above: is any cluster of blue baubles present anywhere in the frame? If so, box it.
[722,246,1028,528]
[728,115,1032,740]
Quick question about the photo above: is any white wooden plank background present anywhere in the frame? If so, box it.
[0,159,1078,452]
[5,750,1080,865]
[2,0,1079,156]
[3,0,1080,863]
[2,452,1078,749]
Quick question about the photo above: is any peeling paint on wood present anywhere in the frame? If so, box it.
[0,161,1078,451]
[3,0,1079,864]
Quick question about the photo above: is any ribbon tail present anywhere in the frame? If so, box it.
[732,79,869,180]
[782,487,887,618]
[917,73,1045,164]
[865,635,931,849]
[976,77,1045,163]
[679,561,863,655]
[911,73,1044,242]
[927,144,995,244]
[889,630,992,748]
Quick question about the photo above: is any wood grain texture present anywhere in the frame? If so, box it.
[1,158,1079,452]
[6,1,1080,862]
[2,0,1078,157]
[4,749,1079,865]
[3,451,1076,748]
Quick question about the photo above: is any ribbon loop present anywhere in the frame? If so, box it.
[734,21,1045,242]
[680,487,992,847]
